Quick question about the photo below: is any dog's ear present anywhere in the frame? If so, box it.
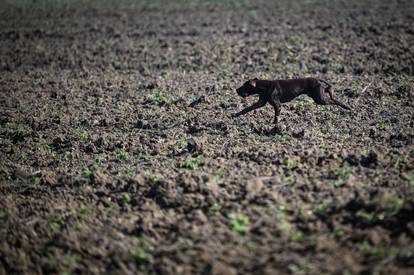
[250,79,257,87]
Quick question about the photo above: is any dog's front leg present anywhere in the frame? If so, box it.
[269,96,281,125]
[232,98,266,117]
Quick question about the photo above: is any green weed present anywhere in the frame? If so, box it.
[228,213,250,234]
[403,172,414,186]
[356,210,376,224]
[138,153,150,162]
[114,148,128,160]
[176,137,187,149]
[144,171,162,183]
[41,144,52,154]
[93,154,105,165]
[290,230,305,242]
[49,217,65,234]
[394,158,405,168]
[383,196,404,214]
[82,167,92,178]
[351,83,362,93]
[115,101,131,110]
[208,203,221,213]
[79,131,89,141]
[328,181,343,188]
[359,241,398,259]
[15,124,26,139]
[144,108,158,119]
[147,90,167,105]
[183,155,203,170]
[76,204,89,220]
[130,249,150,265]
[336,165,350,180]
[31,176,41,185]
[283,158,297,169]
[123,193,132,204]
[62,253,80,270]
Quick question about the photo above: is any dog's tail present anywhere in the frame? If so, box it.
[325,85,351,111]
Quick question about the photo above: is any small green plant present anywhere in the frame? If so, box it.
[359,241,398,259]
[138,153,150,162]
[313,204,329,216]
[94,154,105,165]
[4,122,12,129]
[403,172,414,186]
[290,230,305,242]
[147,90,166,105]
[228,213,250,234]
[333,224,343,236]
[144,109,158,119]
[41,144,52,154]
[208,203,221,213]
[115,101,131,110]
[292,100,305,110]
[130,249,149,265]
[15,124,26,139]
[176,137,187,149]
[183,155,203,170]
[123,193,132,204]
[76,205,88,220]
[239,237,256,251]
[82,167,92,178]
[62,253,80,270]
[336,165,350,180]
[31,176,41,185]
[383,196,404,214]
[351,83,361,93]
[144,171,162,183]
[274,133,291,143]
[378,121,388,130]
[394,158,405,168]
[5,122,26,140]
[328,181,342,188]
[79,131,89,141]
[356,210,376,224]
[281,175,295,185]
[63,151,72,161]
[114,148,128,160]
[49,217,65,234]
[273,206,294,235]
[221,68,232,77]
[283,158,297,169]
[398,247,414,260]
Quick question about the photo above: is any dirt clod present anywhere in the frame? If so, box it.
[1,0,413,274]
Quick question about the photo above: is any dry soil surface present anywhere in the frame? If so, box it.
[1,0,414,274]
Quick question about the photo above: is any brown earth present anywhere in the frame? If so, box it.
[1,0,414,274]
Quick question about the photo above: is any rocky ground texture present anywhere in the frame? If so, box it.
[1,0,414,274]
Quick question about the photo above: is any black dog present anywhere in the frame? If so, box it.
[233,78,350,125]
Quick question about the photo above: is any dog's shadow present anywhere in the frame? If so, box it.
[252,125,283,136]
[252,125,305,138]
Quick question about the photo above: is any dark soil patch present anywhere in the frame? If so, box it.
[1,0,414,274]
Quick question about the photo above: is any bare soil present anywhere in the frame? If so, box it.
[1,0,414,274]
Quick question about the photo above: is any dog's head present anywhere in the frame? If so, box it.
[236,78,258,98]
